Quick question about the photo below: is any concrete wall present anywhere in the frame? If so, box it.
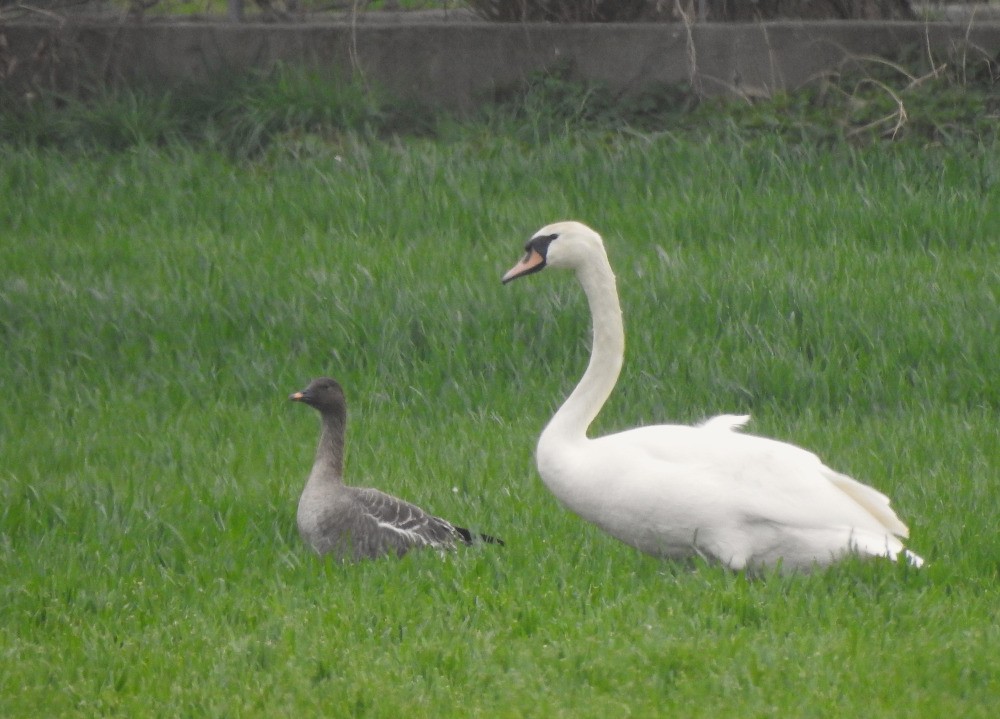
[3,20,999,110]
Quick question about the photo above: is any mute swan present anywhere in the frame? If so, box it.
[502,221,922,572]
[290,377,503,560]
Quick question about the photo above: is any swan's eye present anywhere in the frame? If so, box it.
[528,233,559,258]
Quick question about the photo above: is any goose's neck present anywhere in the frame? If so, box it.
[311,412,346,485]
[544,251,624,443]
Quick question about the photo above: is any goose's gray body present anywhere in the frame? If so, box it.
[290,377,501,561]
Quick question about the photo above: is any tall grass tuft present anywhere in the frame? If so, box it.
[0,63,437,154]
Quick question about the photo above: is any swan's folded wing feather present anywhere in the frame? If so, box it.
[718,436,912,539]
[719,442,912,540]
[822,468,909,537]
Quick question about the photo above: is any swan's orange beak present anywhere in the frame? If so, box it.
[502,248,546,284]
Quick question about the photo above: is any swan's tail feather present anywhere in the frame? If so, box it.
[699,414,751,432]
[848,528,923,567]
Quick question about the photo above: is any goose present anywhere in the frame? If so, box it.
[502,221,923,572]
[290,377,503,561]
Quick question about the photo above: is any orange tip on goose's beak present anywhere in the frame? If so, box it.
[502,248,546,284]
[289,391,305,402]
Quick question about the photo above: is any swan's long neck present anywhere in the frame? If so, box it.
[544,250,624,443]
[311,411,346,485]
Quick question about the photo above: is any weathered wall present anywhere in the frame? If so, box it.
[3,20,999,109]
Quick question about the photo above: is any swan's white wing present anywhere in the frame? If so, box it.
[592,424,910,539]
[564,432,917,569]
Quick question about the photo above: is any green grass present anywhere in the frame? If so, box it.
[2,76,999,716]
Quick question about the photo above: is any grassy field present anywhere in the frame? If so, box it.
[2,75,999,716]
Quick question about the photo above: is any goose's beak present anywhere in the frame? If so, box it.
[502,248,546,284]
[289,391,306,402]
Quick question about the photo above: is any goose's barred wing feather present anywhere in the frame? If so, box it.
[353,487,463,549]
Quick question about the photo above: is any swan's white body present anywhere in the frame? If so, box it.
[503,221,922,572]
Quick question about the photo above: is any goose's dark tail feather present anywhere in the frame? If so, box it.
[454,526,505,546]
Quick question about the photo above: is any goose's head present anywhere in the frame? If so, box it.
[501,221,604,284]
[290,377,347,419]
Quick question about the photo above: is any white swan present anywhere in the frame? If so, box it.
[502,221,923,572]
